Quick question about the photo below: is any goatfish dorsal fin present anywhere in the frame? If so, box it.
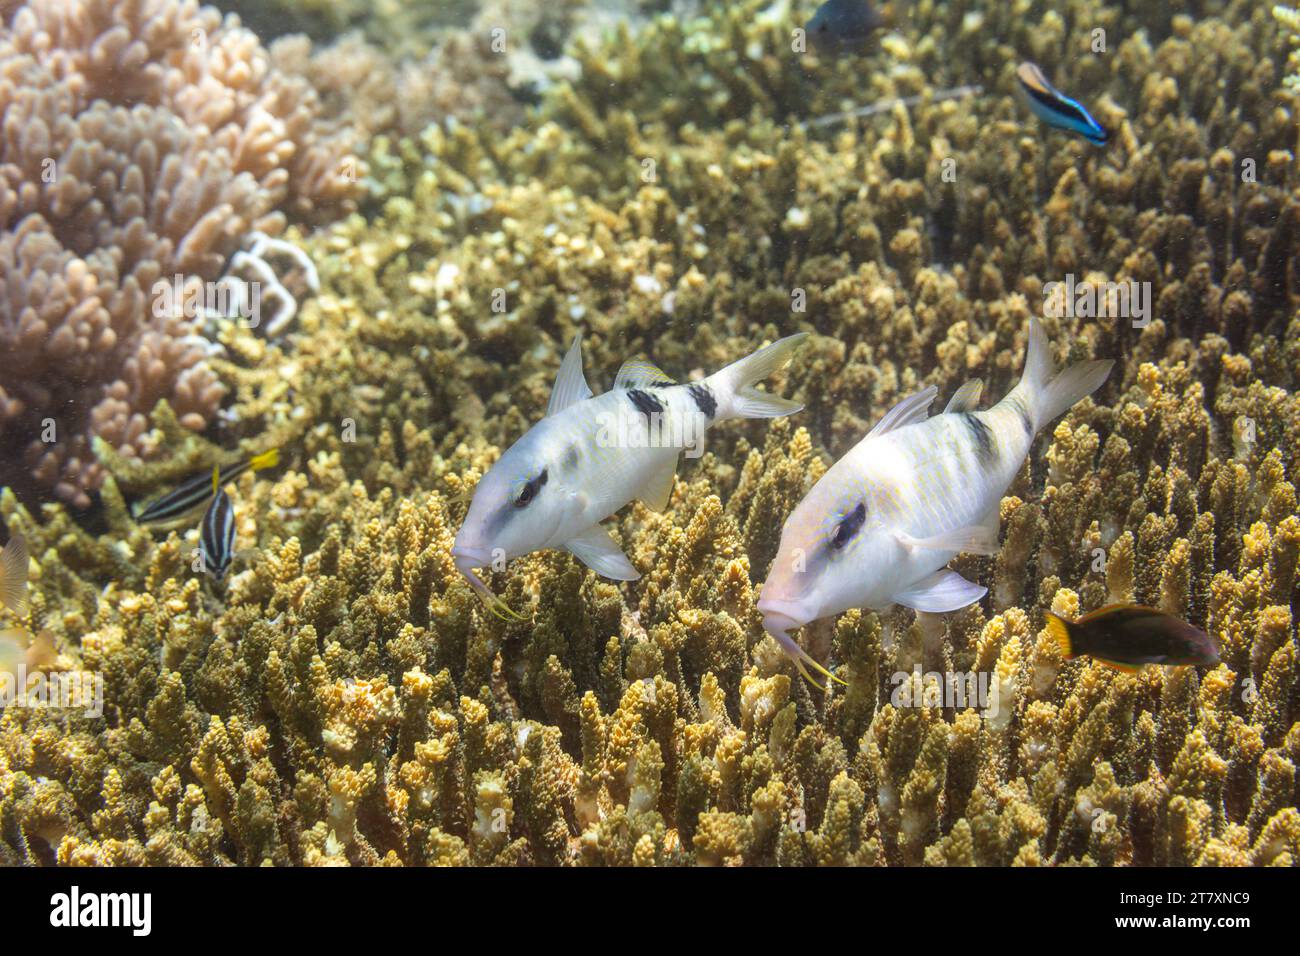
[547,333,593,416]
[944,379,984,413]
[614,358,677,389]
[868,385,938,438]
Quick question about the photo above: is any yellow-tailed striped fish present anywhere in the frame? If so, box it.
[135,448,279,528]
[0,533,28,618]
[453,332,808,618]
[200,467,237,581]
[758,318,1113,688]
[1016,61,1109,147]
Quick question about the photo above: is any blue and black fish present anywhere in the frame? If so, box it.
[1046,605,1220,672]
[1016,61,1109,146]
[135,448,279,528]
[805,0,889,54]
[199,467,237,581]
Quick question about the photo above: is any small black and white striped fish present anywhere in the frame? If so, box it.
[136,448,278,528]
[200,467,237,581]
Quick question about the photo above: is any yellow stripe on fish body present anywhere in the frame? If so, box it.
[864,398,1033,539]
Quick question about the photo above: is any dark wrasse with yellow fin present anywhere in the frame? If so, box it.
[1046,605,1219,672]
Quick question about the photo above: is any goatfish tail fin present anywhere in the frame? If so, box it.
[709,332,808,420]
[1044,611,1075,659]
[0,534,29,618]
[249,448,280,472]
[1019,318,1113,433]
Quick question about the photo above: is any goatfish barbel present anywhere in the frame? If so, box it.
[1016,61,1109,147]
[135,448,279,528]
[758,318,1113,688]
[452,332,809,618]
[1046,605,1219,672]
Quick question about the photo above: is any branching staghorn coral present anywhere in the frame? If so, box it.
[1,0,1298,866]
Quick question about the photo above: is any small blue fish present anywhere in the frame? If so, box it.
[200,467,236,581]
[1016,61,1109,146]
[805,0,887,54]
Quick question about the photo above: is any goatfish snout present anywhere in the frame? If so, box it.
[1016,61,1109,147]
[1046,605,1220,672]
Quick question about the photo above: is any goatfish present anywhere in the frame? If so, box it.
[1046,605,1220,672]
[134,448,279,528]
[199,467,237,581]
[0,533,28,619]
[1016,61,1109,147]
[452,332,808,618]
[758,318,1113,688]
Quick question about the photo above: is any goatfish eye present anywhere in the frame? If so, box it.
[831,502,867,550]
[514,467,549,508]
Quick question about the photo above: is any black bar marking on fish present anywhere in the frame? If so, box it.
[688,383,717,418]
[962,413,997,466]
[1006,394,1034,439]
[562,444,581,473]
[627,389,664,422]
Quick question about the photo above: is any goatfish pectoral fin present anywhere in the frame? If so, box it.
[896,512,1000,557]
[565,525,640,581]
[892,569,986,613]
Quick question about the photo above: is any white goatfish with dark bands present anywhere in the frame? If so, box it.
[200,467,237,581]
[758,318,1113,689]
[0,533,29,618]
[1016,61,1109,147]
[452,331,809,618]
